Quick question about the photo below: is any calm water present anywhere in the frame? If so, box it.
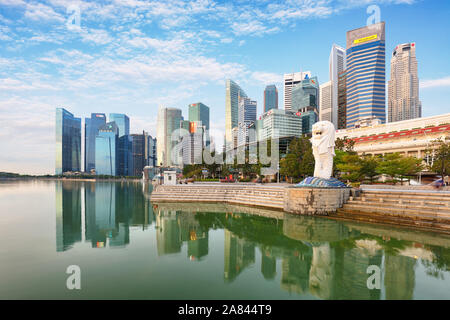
[1,180,450,300]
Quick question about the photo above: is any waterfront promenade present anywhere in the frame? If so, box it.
[150,183,450,234]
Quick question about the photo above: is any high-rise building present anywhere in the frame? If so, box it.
[299,110,319,135]
[145,133,157,167]
[189,102,210,131]
[319,81,333,122]
[329,44,347,127]
[156,106,183,167]
[95,122,119,176]
[264,85,278,112]
[180,119,206,165]
[55,108,81,175]
[260,109,302,140]
[84,113,106,173]
[291,76,319,112]
[346,22,386,128]
[109,113,129,137]
[225,79,247,147]
[109,113,131,176]
[238,97,257,147]
[181,129,204,165]
[283,71,311,111]
[388,42,421,122]
[338,70,347,129]
[131,133,146,177]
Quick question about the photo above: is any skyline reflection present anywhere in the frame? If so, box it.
[54,181,450,299]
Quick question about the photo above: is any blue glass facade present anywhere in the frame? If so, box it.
[109,113,129,137]
[95,122,119,176]
[264,85,278,112]
[109,114,132,176]
[291,77,319,112]
[300,111,318,134]
[84,113,106,173]
[346,23,386,128]
[189,103,210,131]
[55,108,81,175]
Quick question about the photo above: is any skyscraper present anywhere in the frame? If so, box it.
[283,71,311,111]
[189,102,210,147]
[145,134,157,167]
[131,133,146,177]
[337,70,347,129]
[388,42,421,122]
[109,113,131,176]
[291,76,319,112]
[84,113,106,173]
[189,102,210,131]
[319,81,333,122]
[55,108,81,175]
[346,22,386,128]
[225,79,247,147]
[237,97,257,146]
[109,113,129,137]
[260,109,302,140]
[157,106,183,167]
[329,44,347,127]
[264,85,278,112]
[95,122,119,176]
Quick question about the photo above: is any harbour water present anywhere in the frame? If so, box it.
[1,180,449,299]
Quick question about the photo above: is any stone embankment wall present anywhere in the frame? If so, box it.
[150,184,350,215]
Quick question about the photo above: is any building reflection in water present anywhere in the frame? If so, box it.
[224,230,255,282]
[154,210,209,260]
[55,181,153,251]
[55,183,450,299]
[55,181,82,251]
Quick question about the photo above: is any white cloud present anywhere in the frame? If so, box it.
[24,2,65,22]
[231,20,280,36]
[421,77,450,89]
[220,37,232,43]
[251,71,283,86]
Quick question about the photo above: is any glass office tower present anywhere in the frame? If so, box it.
[346,22,386,128]
[264,85,278,113]
[109,113,129,137]
[84,113,106,173]
[188,102,210,131]
[225,79,247,147]
[109,113,132,176]
[291,76,319,112]
[156,107,183,167]
[131,133,146,177]
[95,122,119,176]
[55,108,81,175]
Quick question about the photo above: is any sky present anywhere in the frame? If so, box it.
[1,0,450,175]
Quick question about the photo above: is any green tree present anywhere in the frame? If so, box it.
[279,136,314,181]
[337,154,364,182]
[376,153,424,184]
[427,139,450,177]
[360,155,380,183]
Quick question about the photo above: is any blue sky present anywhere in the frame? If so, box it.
[1,0,449,174]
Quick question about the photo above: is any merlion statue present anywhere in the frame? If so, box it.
[296,120,346,188]
[311,121,335,180]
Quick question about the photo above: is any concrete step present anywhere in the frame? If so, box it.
[361,191,450,200]
[348,200,450,212]
[353,197,450,207]
[342,204,450,222]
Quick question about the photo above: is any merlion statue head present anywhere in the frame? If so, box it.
[311,121,336,156]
